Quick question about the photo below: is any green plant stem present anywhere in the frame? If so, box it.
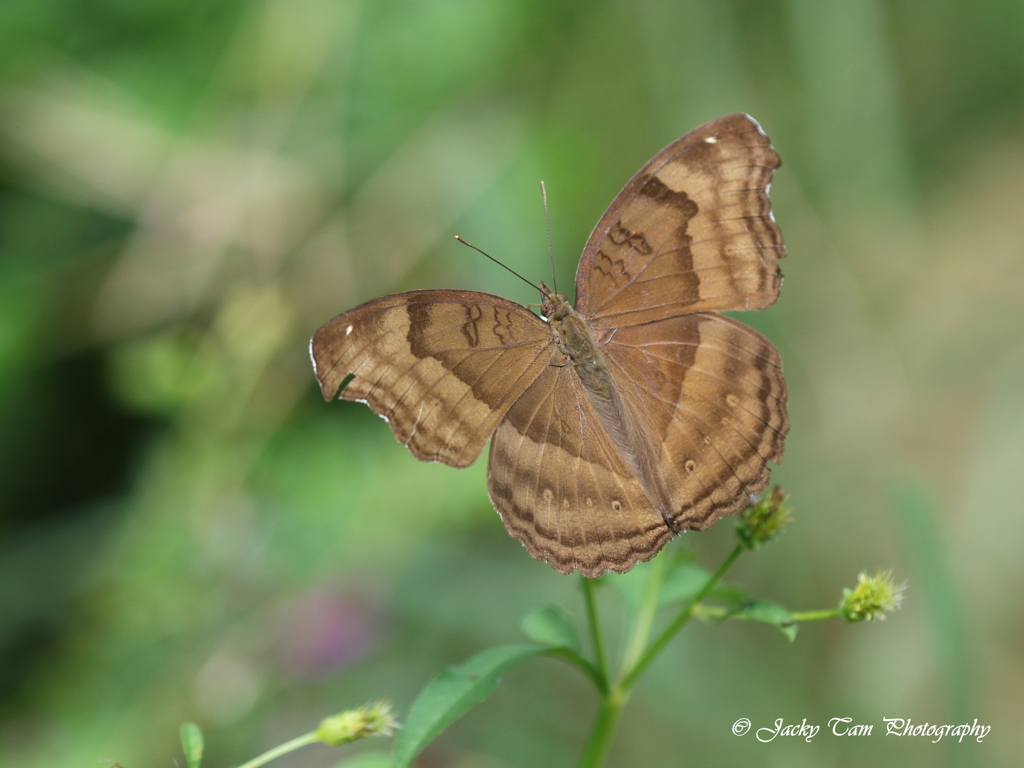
[576,563,666,768]
[620,544,743,690]
[575,687,628,768]
[576,545,749,768]
[236,732,319,768]
[790,608,842,622]
[693,604,842,623]
[620,552,665,675]
[581,577,609,693]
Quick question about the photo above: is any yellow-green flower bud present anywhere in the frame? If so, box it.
[315,701,399,746]
[840,571,906,622]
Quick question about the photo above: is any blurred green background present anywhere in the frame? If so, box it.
[1,1,1022,766]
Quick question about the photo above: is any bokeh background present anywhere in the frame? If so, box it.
[1,1,1022,766]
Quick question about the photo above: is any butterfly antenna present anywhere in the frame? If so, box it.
[453,236,543,293]
[540,181,557,294]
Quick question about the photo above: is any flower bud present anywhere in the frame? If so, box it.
[315,701,399,746]
[839,571,906,622]
[735,486,791,550]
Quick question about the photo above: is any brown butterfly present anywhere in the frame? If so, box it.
[311,113,788,578]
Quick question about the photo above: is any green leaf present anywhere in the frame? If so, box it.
[608,557,657,608]
[332,751,391,768]
[708,580,748,607]
[657,563,712,604]
[520,605,581,653]
[649,562,746,607]
[180,722,204,768]
[391,644,546,768]
[611,549,733,609]
[736,600,798,641]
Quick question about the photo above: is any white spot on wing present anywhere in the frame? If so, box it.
[308,337,318,375]
[345,324,354,336]
[705,136,718,144]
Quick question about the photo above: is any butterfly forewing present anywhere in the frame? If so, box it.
[574,113,785,329]
[311,290,557,468]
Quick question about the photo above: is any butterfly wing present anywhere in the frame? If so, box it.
[488,363,673,577]
[574,113,785,329]
[311,290,558,468]
[602,313,788,530]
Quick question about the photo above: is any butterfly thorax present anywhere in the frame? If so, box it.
[540,287,611,398]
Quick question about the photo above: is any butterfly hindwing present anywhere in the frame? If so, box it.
[602,313,788,531]
[487,363,672,577]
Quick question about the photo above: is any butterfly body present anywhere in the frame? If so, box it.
[540,286,607,386]
[312,114,789,577]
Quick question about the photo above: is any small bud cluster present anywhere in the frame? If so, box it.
[736,486,792,550]
[840,571,906,622]
[315,701,399,746]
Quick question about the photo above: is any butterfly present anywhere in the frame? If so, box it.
[310,113,788,577]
